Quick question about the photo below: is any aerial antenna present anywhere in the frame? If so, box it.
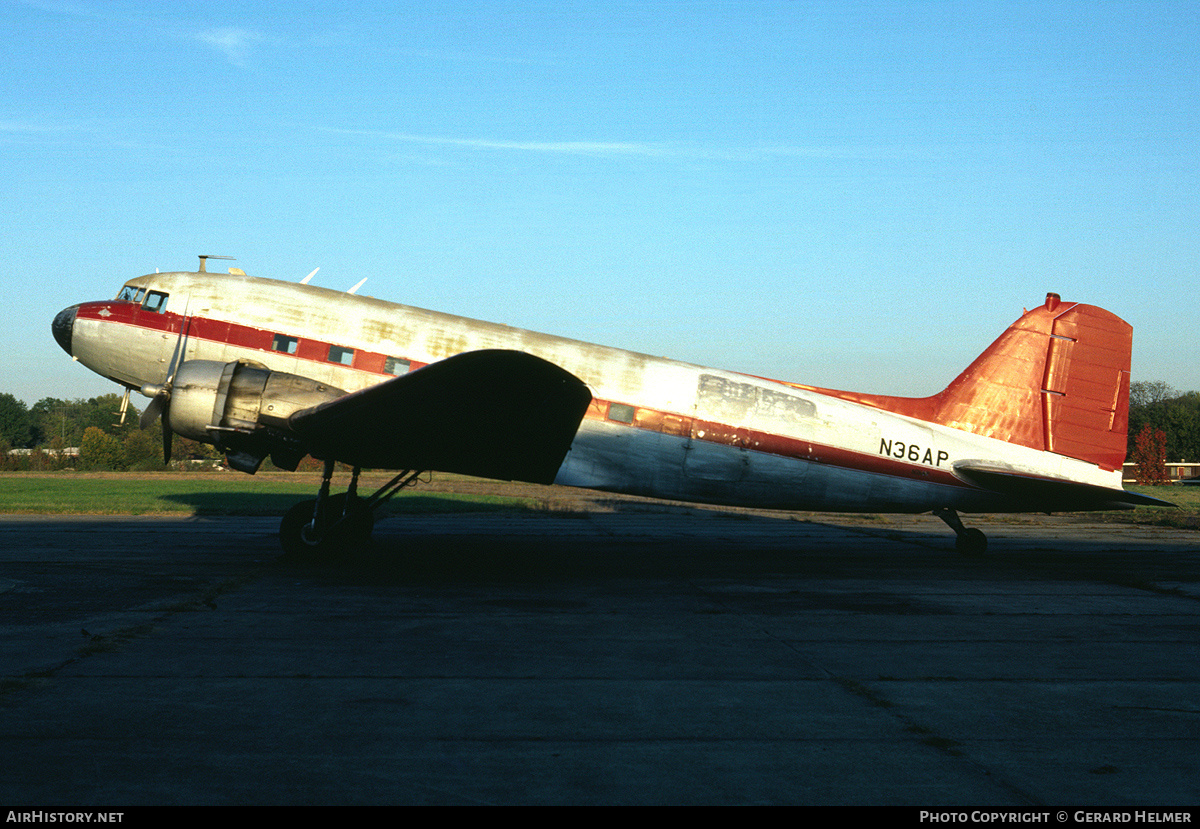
[198,255,235,273]
[301,268,319,284]
[347,277,367,294]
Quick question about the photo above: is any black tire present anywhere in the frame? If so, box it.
[279,499,327,557]
[279,495,375,558]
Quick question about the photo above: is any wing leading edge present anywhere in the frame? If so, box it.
[290,349,593,484]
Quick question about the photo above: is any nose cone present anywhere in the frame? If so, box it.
[52,304,78,356]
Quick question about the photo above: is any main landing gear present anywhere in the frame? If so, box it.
[278,460,425,557]
[933,507,988,556]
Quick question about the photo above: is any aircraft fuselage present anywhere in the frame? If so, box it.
[56,269,1127,516]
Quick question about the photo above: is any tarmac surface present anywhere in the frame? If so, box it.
[1,496,1198,807]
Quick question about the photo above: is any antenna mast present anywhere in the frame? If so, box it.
[198,255,236,273]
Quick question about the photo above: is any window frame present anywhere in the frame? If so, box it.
[327,344,355,366]
[383,356,411,376]
[607,403,636,424]
[142,290,169,314]
[271,334,299,355]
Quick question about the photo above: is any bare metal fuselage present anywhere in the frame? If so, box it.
[67,270,1124,514]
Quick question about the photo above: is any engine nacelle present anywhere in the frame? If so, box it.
[167,359,345,471]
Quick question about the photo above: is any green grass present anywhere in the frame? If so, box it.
[0,472,540,516]
[1088,484,1200,530]
[0,472,1195,527]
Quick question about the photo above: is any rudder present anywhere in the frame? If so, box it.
[800,294,1133,470]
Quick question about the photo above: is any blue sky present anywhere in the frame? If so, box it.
[4,0,1197,407]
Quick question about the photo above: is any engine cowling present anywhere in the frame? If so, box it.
[166,359,345,471]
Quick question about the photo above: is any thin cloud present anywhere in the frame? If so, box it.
[0,119,56,133]
[196,27,264,67]
[390,47,565,68]
[391,133,671,158]
[0,115,173,156]
[19,2,273,68]
[326,128,671,158]
[0,117,85,143]
[324,127,913,164]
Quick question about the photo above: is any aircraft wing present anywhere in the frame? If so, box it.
[953,462,1175,511]
[289,349,592,484]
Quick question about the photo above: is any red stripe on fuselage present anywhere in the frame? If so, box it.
[77,302,975,492]
[584,399,970,491]
[75,302,427,377]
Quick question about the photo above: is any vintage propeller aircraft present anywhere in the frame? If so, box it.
[52,255,1165,555]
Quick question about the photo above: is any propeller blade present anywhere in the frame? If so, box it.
[162,407,173,465]
[139,393,166,430]
[164,298,191,380]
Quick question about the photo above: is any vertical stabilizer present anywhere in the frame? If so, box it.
[799,294,1132,470]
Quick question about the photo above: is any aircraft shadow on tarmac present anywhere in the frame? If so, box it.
[158,490,313,516]
[147,489,1195,588]
[274,517,1193,594]
[157,491,546,517]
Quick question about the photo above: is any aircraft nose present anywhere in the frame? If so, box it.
[52,304,78,356]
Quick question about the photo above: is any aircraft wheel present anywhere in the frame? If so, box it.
[279,496,375,557]
[956,528,988,556]
[279,499,329,557]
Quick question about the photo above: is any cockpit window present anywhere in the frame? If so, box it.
[142,291,169,314]
[116,286,147,303]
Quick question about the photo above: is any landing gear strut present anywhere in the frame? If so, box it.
[934,507,988,555]
[278,461,425,557]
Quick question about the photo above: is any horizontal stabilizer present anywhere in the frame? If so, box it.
[290,350,592,483]
[954,462,1175,511]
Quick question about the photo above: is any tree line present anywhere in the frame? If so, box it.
[0,392,221,471]
[2,381,1197,473]
[1128,381,1200,464]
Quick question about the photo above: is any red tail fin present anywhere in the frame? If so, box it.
[801,294,1132,470]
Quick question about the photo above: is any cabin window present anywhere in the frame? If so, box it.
[383,356,411,376]
[142,291,169,313]
[607,403,636,424]
[328,345,355,366]
[272,334,298,355]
